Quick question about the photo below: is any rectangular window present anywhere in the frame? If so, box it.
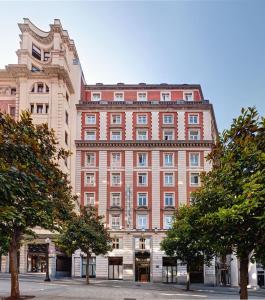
[190,153,199,167]
[112,238,120,249]
[138,92,147,101]
[163,114,173,124]
[137,114,147,125]
[164,215,173,229]
[114,92,124,101]
[164,193,174,207]
[45,105,49,114]
[164,173,174,186]
[9,107,15,117]
[163,130,174,141]
[138,153,147,167]
[190,173,199,186]
[111,153,121,167]
[112,173,121,186]
[111,114,121,124]
[137,215,147,229]
[65,111,69,125]
[137,130,148,140]
[36,104,43,114]
[32,44,41,60]
[11,88,16,95]
[111,193,121,207]
[189,130,200,141]
[30,104,34,114]
[86,153,95,166]
[37,83,44,93]
[92,93,101,101]
[164,153,173,166]
[111,131,121,141]
[184,92,193,101]
[111,214,120,229]
[138,173,147,186]
[138,193,147,207]
[85,130,96,141]
[161,92,171,102]
[189,114,199,124]
[84,193,95,206]
[86,114,96,125]
[65,131,68,145]
[85,173,95,186]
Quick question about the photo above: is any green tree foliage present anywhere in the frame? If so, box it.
[193,107,265,299]
[0,112,75,299]
[161,205,213,290]
[58,206,112,284]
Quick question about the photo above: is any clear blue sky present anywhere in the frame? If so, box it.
[0,0,264,132]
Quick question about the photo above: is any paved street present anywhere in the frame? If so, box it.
[0,274,265,300]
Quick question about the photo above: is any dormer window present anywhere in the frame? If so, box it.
[92,93,101,101]
[114,92,124,101]
[184,92,193,101]
[32,44,41,60]
[161,92,171,102]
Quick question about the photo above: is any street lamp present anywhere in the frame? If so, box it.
[44,237,51,282]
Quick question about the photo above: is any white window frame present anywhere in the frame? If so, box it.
[189,129,200,141]
[111,214,121,229]
[84,192,95,206]
[85,130,96,141]
[111,130,122,141]
[164,192,174,207]
[138,172,148,186]
[111,173,121,186]
[114,92,124,101]
[86,152,96,166]
[188,114,199,125]
[36,104,43,114]
[137,92,147,102]
[137,114,147,125]
[164,172,174,186]
[163,114,174,124]
[163,130,174,141]
[137,129,148,140]
[190,153,200,167]
[137,214,148,229]
[92,92,101,101]
[164,215,173,229]
[190,172,200,186]
[111,192,121,207]
[111,114,122,124]
[161,91,171,102]
[111,152,121,167]
[137,153,147,167]
[85,172,95,186]
[137,193,148,207]
[86,114,96,125]
[184,91,194,101]
[164,153,173,166]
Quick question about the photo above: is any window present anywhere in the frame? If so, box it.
[45,105,49,114]
[85,173,95,186]
[190,153,199,167]
[111,193,121,207]
[189,130,200,141]
[85,130,96,141]
[65,132,68,145]
[137,215,147,229]
[65,111,69,125]
[184,92,193,101]
[164,215,173,229]
[161,92,171,102]
[92,93,101,101]
[164,173,174,186]
[138,92,147,101]
[163,130,174,141]
[138,173,147,186]
[164,193,174,207]
[36,104,43,114]
[114,92,124,101]
[189,114,199,124]
[138,193,147,207]
[9,107,15,117]
[111,214,120,229]
[137,130,148,140]
[37,83,44,93]
[112,238,121,249]
[86,153,95,166]
[111,131,121,141]
[11,88,16,95]
[86,114,96,125]
[30,104,34,114]
[31,65,40,72]
[135,237,150,249]
[32,44,41,60]
[190,173,199,186]
[112,173,121,186]
[111,114,121,124]
[44,52,50,61]
[137,114,147,125]
[84,193,95,206]
[163,114,173,124]
[164,153,173,166]
[138,153,147,167]
[111,153,121,167]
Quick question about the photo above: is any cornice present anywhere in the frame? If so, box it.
[75,140,215,148]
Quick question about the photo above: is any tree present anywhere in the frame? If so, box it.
[193,107,265,299]
[161,205,213,291]
[58,206,112,284]
[0,112,75,299]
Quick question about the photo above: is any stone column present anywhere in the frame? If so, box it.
[230,254,239,287]
[19,244,28,273]
[204,258,216,286]
[248,261,258,288]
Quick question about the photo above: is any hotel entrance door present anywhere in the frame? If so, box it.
[135,251,150,282]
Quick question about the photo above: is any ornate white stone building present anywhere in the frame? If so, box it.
[0,19,262,287]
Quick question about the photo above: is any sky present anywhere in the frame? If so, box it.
[0,0,264,132]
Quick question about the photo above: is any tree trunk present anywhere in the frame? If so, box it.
[86,253,90,285]
[186,262,190,291]
[9,238,20,299]
[239,254,249,300]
